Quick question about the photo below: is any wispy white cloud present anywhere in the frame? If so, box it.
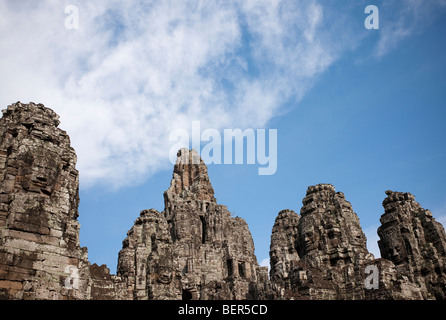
[1,0,345,189]
[374,0,446,57]
[1,0,442,189]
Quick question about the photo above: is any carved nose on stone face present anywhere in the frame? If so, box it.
[304,236,312,251]
[390,248,400,260]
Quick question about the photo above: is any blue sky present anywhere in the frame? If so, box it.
[1,0,446,273]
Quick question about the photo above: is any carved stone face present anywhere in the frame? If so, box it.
[379,229,406,265]
[156,266,173,284]
[303,230,314,252]
[299,219,318,255]
[154,254,174,285]
[270,247,280,265]
[271,261,284,280]
[387,238,405,264]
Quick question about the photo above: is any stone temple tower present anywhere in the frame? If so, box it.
[117,148,270,300]
[0,102,91,299]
